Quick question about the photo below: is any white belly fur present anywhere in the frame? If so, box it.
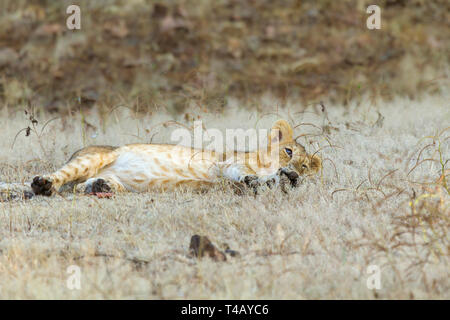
[101,146,216,191]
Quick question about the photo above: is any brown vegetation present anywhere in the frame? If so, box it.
[0,0,448,114]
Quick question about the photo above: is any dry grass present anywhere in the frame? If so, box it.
[0,92,449,299]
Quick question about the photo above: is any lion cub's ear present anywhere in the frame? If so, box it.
[269,119,293,145]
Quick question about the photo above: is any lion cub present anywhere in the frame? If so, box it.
[31,120,321,195]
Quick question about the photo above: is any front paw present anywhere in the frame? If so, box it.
[243,175,260,188]
[278,168,299,187]
[31,176,53,196]
[242,175,277,194]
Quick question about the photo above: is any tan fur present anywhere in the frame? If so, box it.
[33,120,321,195]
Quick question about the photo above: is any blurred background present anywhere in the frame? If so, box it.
[0,0,448,114]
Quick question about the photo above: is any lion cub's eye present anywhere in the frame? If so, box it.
[284,147,293,157]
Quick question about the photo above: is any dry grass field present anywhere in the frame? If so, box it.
[0,92,448,299]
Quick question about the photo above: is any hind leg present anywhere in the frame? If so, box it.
[31,159,95,196]
[31,146,118,196]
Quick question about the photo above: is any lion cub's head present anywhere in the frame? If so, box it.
[267,119,322,176]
